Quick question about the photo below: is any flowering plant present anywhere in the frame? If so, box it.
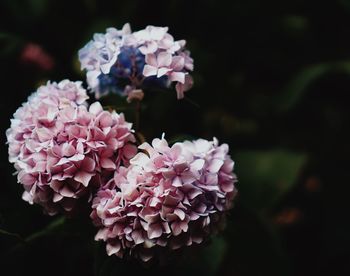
[79,24,194,100]
[6,23,237,263]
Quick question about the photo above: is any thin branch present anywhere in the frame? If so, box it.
[134,100,141,132]
[8,216,65,253]
[0,228,25,243]
[184,96,200,108]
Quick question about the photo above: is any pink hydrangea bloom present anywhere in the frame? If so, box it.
[78,23,131,97]
[79,23,194,100]
[6,80,136,215]
[91,136,237,261]
[128,25,185,55]
[142,41,193,99]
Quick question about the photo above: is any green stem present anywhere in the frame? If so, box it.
[9,216,65,253]
[184,96,200,108]
[25,216,65,243]
[0,228,25,243]
[135,100,141,131]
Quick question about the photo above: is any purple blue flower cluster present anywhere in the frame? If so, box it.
[79,24,194,99]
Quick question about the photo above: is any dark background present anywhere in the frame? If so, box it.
[1,0,350,275]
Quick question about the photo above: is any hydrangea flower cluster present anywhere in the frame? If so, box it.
[6,80,136,215]
[7,23,237,263]
[90,137,237,261]
[79,23,194,99]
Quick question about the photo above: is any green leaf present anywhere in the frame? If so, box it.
[283,15,308,33]
[198,236,227,275]
[9,216,66,253]
[235,150,306,210]
[277,61,350,112]
[24,216,66,242]
[339,0,350,10]
[0,32,22,57]
[2,0,49,19]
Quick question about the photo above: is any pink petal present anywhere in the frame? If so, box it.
[157,52,172,67]
[149,197,160,207]
[60,186,75,197]
[175,74,193,99]
[169,71,185,84]
[221,181,235,193]
[163,195,180,206]
[89,102,103,115]
[180,171,196,184]
[171,221,188,236]
[158,36,174,49]
[97,112,113,128]
[106,242,121,256]
[151,138,169,152]
[95,228,108,241]
[142,65,158,77]
[172,176,182,187]
[68,153,85,162]
[74,171,93,187]
[122,144,137,159]
[55,157,70,166]
[208,159,224,173]
[139,41,158,54]
[22,191,33,203]
[145,54,158,67]
[191,159,205,171]
[36,127,53,142]
[61,143,76,157]
[205,173,218,185]
[130,153,149,167]
[187,188,203,200]
[157,67,171,77]
[131,230,145,244]
[81,157,96,172]
[174,208,186,220]
[50,180,63,192]
[53,193,63,202]
[101,158,116,169]
[147,224,163,239]
[150,27,168,40]
[171,56,185,71]
[19,172,36,185]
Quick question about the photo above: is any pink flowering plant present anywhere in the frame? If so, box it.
[7,80,136,215]
[5,23,237,265]
[91,136,236,261]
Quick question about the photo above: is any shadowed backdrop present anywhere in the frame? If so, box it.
[1,0,350,275]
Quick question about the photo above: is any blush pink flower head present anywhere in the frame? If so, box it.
[91,136,237,261]
[6,80,136,215]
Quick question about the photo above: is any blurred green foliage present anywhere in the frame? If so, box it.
[1,0,350,275]
[235,150,306,210]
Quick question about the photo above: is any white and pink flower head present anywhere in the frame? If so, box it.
[79,23,194,100]
[91,135,237,261]
[6,80,136,215]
